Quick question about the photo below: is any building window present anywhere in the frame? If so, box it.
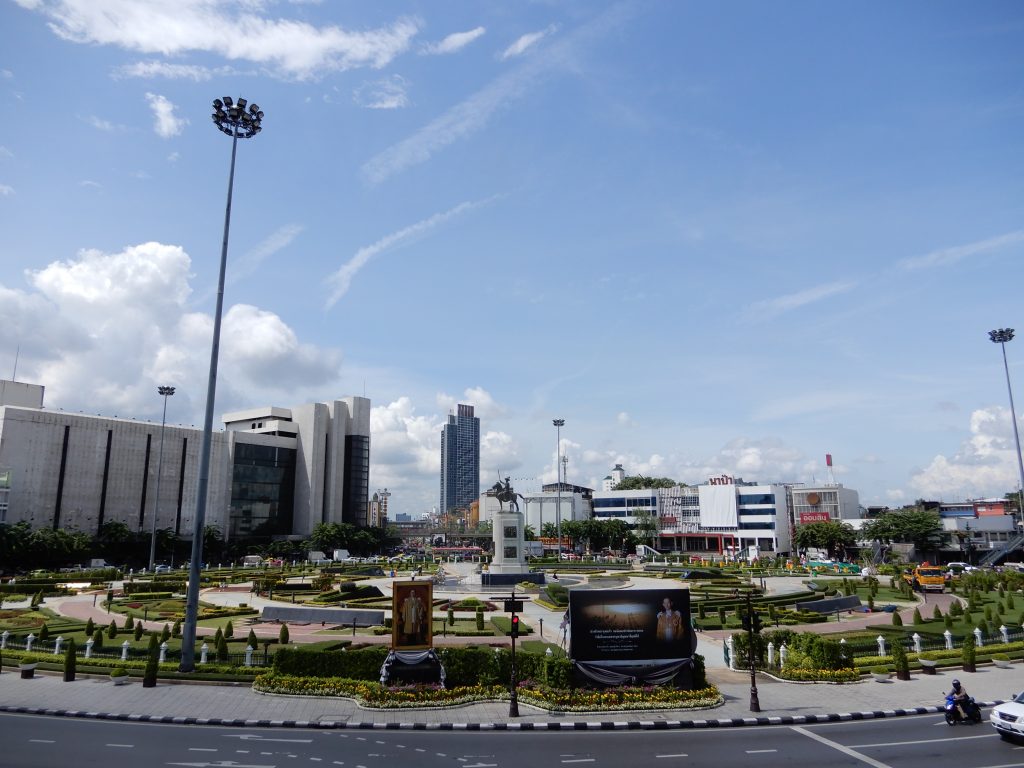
[228,443,297,538]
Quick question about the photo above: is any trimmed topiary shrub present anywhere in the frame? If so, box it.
[892,638,910,680]
[92,629,103,649]
[247,629,257,649]
[913,608,923,625]
[224,620,234,639]
[475,607,484,631]
[172,619,181,638]
[892,611,903,626]
[279,624,290,645]
[161,623,171,643]
[85,617,94,637]
[933,604,943,620]
[124,615,134,630]
[107,621,118,639]
[962,633,977,672]
[134,623,144,641]
[143,645,158,688]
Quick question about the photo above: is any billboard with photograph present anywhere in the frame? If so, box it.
[392,581,433,651]
[569,588,692,663]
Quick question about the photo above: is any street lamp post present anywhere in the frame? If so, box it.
[553,419,564,560]
[180,96,263,673]
[148,385,176,572]
[989,329,1024,533]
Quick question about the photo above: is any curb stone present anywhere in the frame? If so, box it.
[0,701,1003,730]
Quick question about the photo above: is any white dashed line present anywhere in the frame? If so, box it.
[29,740,55,744]
[106,744,133,749]
[562,760,595,764]
[655,755,688,759]
[747,750,777,754]
[189,748,217,752]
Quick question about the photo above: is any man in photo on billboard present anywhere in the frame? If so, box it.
[656,596,683,642]
[400,588,428,645]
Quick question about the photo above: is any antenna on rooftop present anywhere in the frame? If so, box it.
[826,453,836,485]
[11,344,19,381]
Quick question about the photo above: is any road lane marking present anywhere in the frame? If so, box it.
[655,754,688,758]
[792,726,892,768]
[747,750,777,754]
[849,734,996,748]
[189,748,217,752]
[225,735,312,743]
[106,744,134,748]
[29,740,55,744]
[562,760,596,764]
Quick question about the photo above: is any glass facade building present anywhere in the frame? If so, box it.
[440,403,480,514]
[228,443,296,538]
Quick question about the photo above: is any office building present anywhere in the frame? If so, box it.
[439,403,480,515]
[0,379,370,540]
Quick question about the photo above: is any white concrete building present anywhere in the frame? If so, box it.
[0,379,371,540]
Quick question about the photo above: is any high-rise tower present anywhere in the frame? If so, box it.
[440,403,480,515]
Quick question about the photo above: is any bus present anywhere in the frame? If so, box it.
[430,546,486,561]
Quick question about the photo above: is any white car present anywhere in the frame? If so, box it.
[990,693,1024,741]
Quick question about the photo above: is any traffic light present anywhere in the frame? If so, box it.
[510,614,520,638]
[741,611,763,634]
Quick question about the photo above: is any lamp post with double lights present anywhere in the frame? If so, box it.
[180,97,263,673]
[553,419,564,560]
[148,385,175,572]
[989,328,1024,533]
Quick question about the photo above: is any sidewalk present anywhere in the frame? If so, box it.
[2,661,1021,730]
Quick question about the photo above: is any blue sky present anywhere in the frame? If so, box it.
[2,1,1023,518]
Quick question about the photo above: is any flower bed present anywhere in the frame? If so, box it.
[252,673,723,712]
[775,667,860,683]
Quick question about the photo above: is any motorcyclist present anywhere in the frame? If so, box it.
[950,679,971,718]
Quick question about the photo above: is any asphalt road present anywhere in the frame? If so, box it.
[0,711,1020,768]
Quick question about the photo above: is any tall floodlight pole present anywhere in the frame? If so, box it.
[148,385,176,571]
[553,419,564,560]
[989,328,1024,535]
[180,96,263,673]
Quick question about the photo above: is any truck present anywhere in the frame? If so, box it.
[241,555,263,568]
[523,541,544,558]
[332,549,351,562]
[903,564,946,592]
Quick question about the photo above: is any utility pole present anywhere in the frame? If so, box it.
[745,592,761,712]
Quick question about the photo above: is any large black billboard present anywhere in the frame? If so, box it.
[569,588,692,664]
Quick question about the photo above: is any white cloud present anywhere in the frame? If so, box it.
[436,387,506,421]
[231,224,304,285]
[83,114,119,131]
[78,180,101,189]
[910,406,1024,497]
[899,230,1024,271]
[352,75,410,110]
[500,25,558,60]
[0,184,13,196]
[421,27,485,55]
[325,199,487,307]
[113,61,223,81]
[0,146,14,159]
[145,92,188,138]
[24,0,420,80]
[751,390,867,422]
[746,280,858,318]
[167,151,179,163]
[1,240,344,422]
[616,411,635,427]
[481,430,521,480]
[0,69,11,78]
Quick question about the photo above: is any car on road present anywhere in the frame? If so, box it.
[990,692,1024,741]
[154,564,172,574]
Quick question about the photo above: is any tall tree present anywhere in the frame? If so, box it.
[613,475,680,490]
[793,520,857,560]
[861,507,944,555]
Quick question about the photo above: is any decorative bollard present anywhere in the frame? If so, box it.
[1001,625,1010,644]
[767,642,775,669]
[85,638,94,658]
[726,635,736,670]
[25,633,35,653]
[876,635,886,657]
[0,630,8,650]
[974,627,984,648]
[159,642,168,664]
[780,643,788,669]
[912,633,922,654]
[121,640,130,661]
[53,636,63,656]
[244,645,253,668]
[200,643,209,665]
[944,630,954,650]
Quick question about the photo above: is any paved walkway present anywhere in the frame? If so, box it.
[1,661,1020,730]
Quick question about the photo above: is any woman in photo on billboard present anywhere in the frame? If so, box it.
[656,596,683,642]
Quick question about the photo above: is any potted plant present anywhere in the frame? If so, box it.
[993,653,1013,669]
[870,665,891,682]
[109,667,129,685]
[18,655,39,679]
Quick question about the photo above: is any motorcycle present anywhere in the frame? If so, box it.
[944,693,982,725]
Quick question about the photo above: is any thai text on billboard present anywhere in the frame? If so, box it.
[800,512,831,523]
[569,588,691,663]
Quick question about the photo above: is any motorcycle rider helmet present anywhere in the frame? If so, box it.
[952,679,961,690]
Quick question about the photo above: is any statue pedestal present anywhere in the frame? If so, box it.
[485,510,545,586]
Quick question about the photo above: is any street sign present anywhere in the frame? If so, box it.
[504,599,524,613]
